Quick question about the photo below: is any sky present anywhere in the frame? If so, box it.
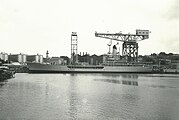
[0,0,179,57]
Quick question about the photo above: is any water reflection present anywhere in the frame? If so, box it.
[145,74,179,78]
[94,79,120,84]
[148,84,177,89]
[120,74,138,79]
[0,73,179,120]
[122,80,138,86]
[0,81,7,88]
[99,73,139,79]
[94,79,138,86]
[68,78,78,119]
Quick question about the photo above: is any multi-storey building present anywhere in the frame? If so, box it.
[8,53,27,63]
[0,52,8,61]
[49,57,65,65]
[26,54,43,63]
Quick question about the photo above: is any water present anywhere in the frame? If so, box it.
[0,73,179,120]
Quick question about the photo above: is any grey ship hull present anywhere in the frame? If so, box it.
[27,63,153,73]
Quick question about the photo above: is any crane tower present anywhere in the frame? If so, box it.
[95,29,150,62]
[71,32,78,64]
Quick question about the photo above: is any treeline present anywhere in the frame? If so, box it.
[140,52,179,65]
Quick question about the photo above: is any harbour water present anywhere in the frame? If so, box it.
[0,73,179,120]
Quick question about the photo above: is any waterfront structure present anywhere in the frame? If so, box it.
[78,54,103,65]
[164,60,179,73]
[0,52,8,61]
[90,54,103,65]
[0,66,15,81]
[8,53,26,63]
[60,56,70,65]
[171,60,179,69]
[49,57,66,65]
[27,54,43,63]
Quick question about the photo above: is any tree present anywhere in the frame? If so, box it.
[159,52,167,56]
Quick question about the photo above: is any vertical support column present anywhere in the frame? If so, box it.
[71,32,78,64]
[122,42,138,63]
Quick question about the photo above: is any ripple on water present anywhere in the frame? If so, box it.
[0,73,179,120]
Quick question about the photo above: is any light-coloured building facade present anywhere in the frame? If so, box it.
[171,60,179,69]
[0,52,8,61]
[27,54,43,63]
[8,53,27,63]
[49,57,65,65]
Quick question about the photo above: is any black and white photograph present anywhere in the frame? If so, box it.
[0,0,179,119]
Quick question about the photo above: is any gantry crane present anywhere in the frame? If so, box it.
[95,29,150,63]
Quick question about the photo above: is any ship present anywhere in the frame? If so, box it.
[27,62,153,73]
[27,31,154,73]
